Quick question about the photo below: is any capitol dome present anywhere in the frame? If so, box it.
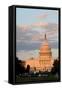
[25,34,53,72]
[39,34,52,56]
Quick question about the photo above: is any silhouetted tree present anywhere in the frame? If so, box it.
[16,57,26,75]
[51,59,60,75]
[26,65,30,73]
[34,67,36,71]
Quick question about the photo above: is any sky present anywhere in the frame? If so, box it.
[16,7,59,60]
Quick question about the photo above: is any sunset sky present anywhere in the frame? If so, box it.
[16,7,59,60]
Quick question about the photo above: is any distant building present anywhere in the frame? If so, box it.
[24,34,53,72]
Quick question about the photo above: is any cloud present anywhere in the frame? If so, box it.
[35,14,48,19]
[17,24,31,31]
[16,23,58,40]
[31,22,48,28]
[16,50,39,60]
[17,22,48,31]
[31,23,58,41]
[16,23,58,52]
[16,41,42,51]
[46,23,58,39]
[16,39,58,52]
[32,34,44,41]
[16,26,39,41]
[46,23,58,32]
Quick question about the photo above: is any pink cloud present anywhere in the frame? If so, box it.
[17,22,48,31]
[17,24,30,31]
[35,14,48,19]
[31,22,48,27]
[32,34,44,41]
[47,30,58,36]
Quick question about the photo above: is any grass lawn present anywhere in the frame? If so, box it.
[16,73,59,83]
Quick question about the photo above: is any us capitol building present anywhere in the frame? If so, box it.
[24,34,53,72]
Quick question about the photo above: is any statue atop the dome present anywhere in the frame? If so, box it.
[45,34,47,40]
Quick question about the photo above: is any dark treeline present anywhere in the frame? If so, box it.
[51,58,60,75]
[16,57,30,75]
